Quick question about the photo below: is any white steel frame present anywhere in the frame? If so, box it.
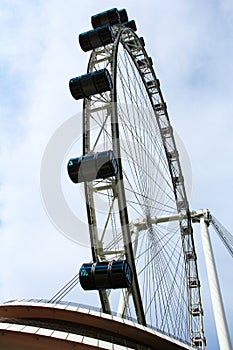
[82,24,205,348]
[193,210,232,350]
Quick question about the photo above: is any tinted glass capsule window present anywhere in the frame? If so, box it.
[125,20,137,32]
[69,69,112,100]
[91,8,120,29]
[67,150,118,183]
[79,25,115,52]
[67,157,82,183]
[139,37,145,47]
[137,57,153,68]
[79,260,133,290]
[118,9,128,24]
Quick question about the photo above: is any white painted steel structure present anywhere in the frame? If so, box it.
[81,18,205,348]
[199,211,232,350]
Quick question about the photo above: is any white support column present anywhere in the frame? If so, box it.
[200,216,232,350]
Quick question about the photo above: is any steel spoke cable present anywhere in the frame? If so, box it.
[135,220,186,332]
[118,113,171,196]
[140,228,187,330]
[49,273,80,303]
[155,249,187,336]
[155,234,186,295]
[116,73,170,183]
[117,101,166,172]
[118,48,166,160]
[135,226,180,264]
[135,226,181,266]
[118,124,177,211]
[117,50,148,107]
[137,227,180,276]
[119,137,176,214]
[160,249,185,331]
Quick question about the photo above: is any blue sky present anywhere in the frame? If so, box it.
[0,1,233,349]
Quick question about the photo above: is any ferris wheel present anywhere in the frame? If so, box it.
[67,8,206,349]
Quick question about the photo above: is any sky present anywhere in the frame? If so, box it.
[0,1,233,349]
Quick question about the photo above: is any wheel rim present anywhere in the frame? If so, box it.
[83,25,205,347]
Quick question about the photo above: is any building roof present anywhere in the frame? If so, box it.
[0,299,192,350]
